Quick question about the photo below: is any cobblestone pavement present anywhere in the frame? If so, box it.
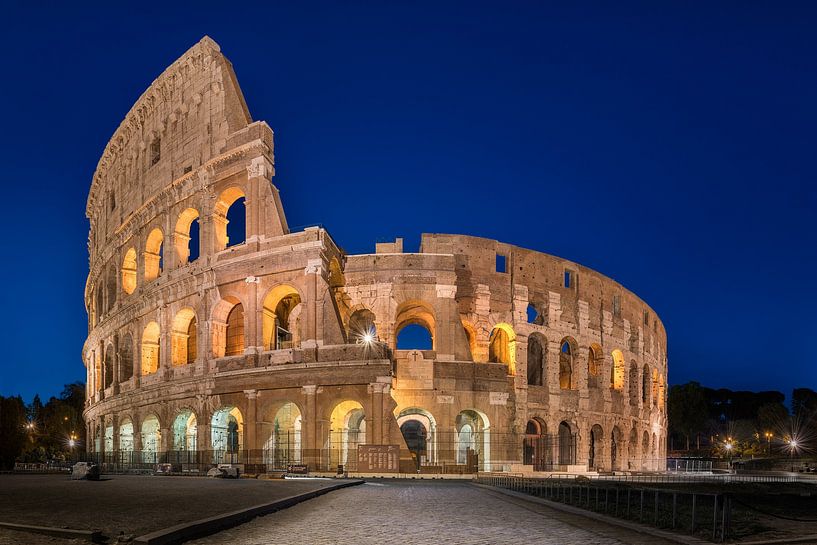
[188,480,677,545]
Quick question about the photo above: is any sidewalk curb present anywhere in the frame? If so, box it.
[472,483,710,545]
[134,479,364,545]
[0,521,103,542]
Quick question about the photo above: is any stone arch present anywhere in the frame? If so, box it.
[214,186,246,250]
[394,300,436,350]
[589,424,604,470]
[611,349,625,390]
[140,414,161,462]
[527,333,546,386]
[642,430,650,469]
[171,308,197,365]
[328,257,345,288]
[348,308,377,343]
[397,407,437,468]
[211,406,244,457]
[172,409,197,452]
[212,296,245,357]
[122,248,137,295]
[144,228,164,281]
[523,417,548,466]
[559,337,577,389]
[489,323,516,375]
[174,207,200,264]
[95,285,104,323]
[103,343,115,389]
[328,400,366,468]
[611,425,623,470]
[262,284,303,350]
[118,417,134,452]
[141,321,160,375]
[263,402,302,468]
[461,320,478,361]
[119,332,134,382]
[558,421,575,465]
[455,409,491,471]
[629,361,639,406]
[628,427,638,470]
[652,368,659,406]
[587,343,602,388]
[658,373,666,410]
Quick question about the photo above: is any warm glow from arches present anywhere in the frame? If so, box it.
[122,248,137,294]
[141,321,160,375]
[174,208,200,264]
[611,349,625,390]
[489,323,516,375]
[144,228,164,281]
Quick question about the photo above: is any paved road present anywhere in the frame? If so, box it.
[188,480,676,545]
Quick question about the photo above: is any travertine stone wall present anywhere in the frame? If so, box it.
[83,37,667,474]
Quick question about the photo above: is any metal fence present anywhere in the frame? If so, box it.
[479,474,732,542]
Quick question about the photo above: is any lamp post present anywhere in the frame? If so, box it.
[789,439,798,472]
[764,432,773,455]
[725,441,734,471]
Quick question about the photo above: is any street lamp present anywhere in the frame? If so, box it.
[764,432,773,455]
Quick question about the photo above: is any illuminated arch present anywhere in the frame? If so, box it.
[118,418,134,452]
[589,424,604,469]
[610,349,625,390]
[262,285,302,350]
[172,409,197,452]
[119,333,134,382]
[587,343,602,388]
[348,308,377,343]
[103,344,114,389]
[171,308,197,365]
[397,407,438,465]
[212,297,245,357]
[329,400,366,467]
[174,208,200,264]
[489,323,516,375]
[144,228,164,281]
[461,320,478,361]
[211,406,244,455]
[141,321,160,375]
[394,300,436,350]
[140,414,161,462]
[122,248,137,295]
[455,409,491,470]
[214,186,246,250]
[263,402,302,467]
[559,337,577,389]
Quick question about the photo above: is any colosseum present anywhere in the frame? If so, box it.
[82,37,667,476]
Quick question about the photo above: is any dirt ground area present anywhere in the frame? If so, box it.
[0,474,338,544]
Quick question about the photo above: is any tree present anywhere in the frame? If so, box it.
[0,396,27,470]
[668,382,709,451]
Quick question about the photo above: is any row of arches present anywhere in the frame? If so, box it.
[90,186,247,328]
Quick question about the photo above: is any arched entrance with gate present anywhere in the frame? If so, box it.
[396,408,437,470]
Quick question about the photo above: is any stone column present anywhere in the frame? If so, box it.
[301,260,322,348]
[112,334,120,395]
[159,305,171,380]
[245,279,259,351]
[244,390,259,458]
[368,382,383,444]
[111,414,120,458]
[302,385,318,469]
[98,416,106,459]
[434,284,457,360]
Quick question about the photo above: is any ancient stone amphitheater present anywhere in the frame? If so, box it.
[83,37,667,475]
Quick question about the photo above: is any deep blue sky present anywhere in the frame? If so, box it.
[1,2,815,402]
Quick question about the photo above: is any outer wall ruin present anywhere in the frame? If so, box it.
[83,37,667,475]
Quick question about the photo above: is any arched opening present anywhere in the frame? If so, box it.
[396,324,433,350]
[93,352,102,393]
[105,265,117,313]
[629,363,639,406]
[611,426,622,471]
[642,430,651,469]
[658,373,666,410]
[95,287,104,323]
[461,320,477,361]
[104,424,114,453]
[611,349,625,390]
[628,427,638,470]
[329,400,366,469]
[642,364,651,404]
[559,338,576,389]
[214,187,246,250]
[213,297,245,358]
[558,421,575,466]
[174,208,200,265]
[118,418,134,453]
[527,333,546,386]
[589,424,604,470]
[144,228,164,282]
[119,333,134,382]
[400,420,427,470]
[523,418,548,469]
[122,248,137,295]
[141,321,160,375]
[397,408,437,468]
[172,410,197,452]
[103,344,114,389]
[348,308,377,343]
[489,323,516,375]
[211,406,243,461]
[652,368,659,407]
[262,285,302,350]
[140,415,161,463]
[171,308,197,366]
[263,402,302,469]
[455,410,490,471]
[587,343,602,388]
[394,301,435,351]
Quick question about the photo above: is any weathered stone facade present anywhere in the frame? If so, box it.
[83,37,667,474]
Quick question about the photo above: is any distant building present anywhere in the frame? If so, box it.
[83,37,667,474]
